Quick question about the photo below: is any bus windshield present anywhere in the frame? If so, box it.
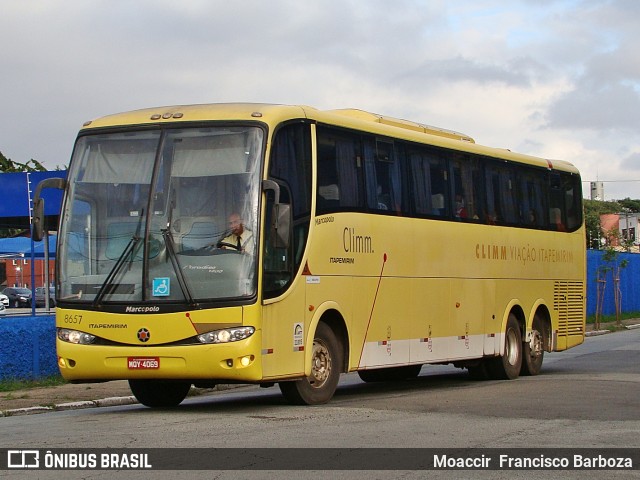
[58,126,264,306]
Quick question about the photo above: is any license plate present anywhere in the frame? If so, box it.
[127,357,160,369]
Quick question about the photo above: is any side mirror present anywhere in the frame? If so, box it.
[262,179,292,249]
[32,178,66,241]
[273,203,291,249]
[32,197,45,241]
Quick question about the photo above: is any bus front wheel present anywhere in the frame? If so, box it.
[279,323,342,405]
[487,314,522,380]
[128,380,191,408]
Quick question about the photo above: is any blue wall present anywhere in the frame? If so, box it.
[2,251,639,380]
[586,250,640,316]
[0,315,58,380]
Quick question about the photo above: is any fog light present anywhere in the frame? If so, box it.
[240,356,251,367]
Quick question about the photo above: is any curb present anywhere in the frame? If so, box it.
[585,330,611,337]
[0,384,246,417]
[1,396,138,418]
[585,323,640,337]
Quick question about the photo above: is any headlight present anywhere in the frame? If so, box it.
[197,326,255,344]
[58,328,96,345]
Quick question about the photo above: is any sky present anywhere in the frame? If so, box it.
[1,0,639,200]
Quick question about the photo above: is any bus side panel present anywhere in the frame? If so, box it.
[355,276,413,368]
[261,278,307,380]
[304,275,355,368]
[450,278,494,360]
[408,278,451,364]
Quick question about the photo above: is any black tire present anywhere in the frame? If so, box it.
[487,314,522,380]
[521,316,545,376]
[279,323,342,405]
[358,364,422,382]
[128,380,191,408]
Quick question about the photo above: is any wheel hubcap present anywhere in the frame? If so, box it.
[529,330,543,358]
[505,329,518,366]
[309,339,331,388]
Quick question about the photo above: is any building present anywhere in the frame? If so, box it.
[2,256,55,289]
[600,213,639,251]
[0,235,57,289]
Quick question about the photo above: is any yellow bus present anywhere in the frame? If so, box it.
[33,103,585,407]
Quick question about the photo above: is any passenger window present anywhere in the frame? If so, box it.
[485,162,517,225]
[316,127,363,214]
[451,154,481,221]
[407,147,448,217]
[518,171,547,228]
[364,139,402,213]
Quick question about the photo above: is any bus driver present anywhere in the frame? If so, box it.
[217,212,255,253]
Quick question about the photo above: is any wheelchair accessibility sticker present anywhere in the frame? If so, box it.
[152,278,170,296]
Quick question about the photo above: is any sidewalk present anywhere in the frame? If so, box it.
[0,380,239,417]
[2,320,638,417]
[0,380,137,416]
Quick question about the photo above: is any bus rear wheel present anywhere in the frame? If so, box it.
[487,314,522,380]
[279,323,342,405]
[521,316,545,376]
[128,380,191,408]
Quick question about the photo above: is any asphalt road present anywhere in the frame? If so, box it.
[1,328,639,480]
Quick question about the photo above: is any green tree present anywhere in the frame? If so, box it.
[583,199,621,249]
[583,198,640,250]
[595,228,632,329]
[0,151,47,238]
[618,197,640,213]
[0,151,46,172]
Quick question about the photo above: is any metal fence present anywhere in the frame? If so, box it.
[586,250,640,316]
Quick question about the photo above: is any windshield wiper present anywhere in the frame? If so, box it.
[93,210,145,308]
[92,235,141,308]
[161,228,197,307]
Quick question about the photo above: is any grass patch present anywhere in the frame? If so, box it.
[586,311,640,325]
[0,375,66,393]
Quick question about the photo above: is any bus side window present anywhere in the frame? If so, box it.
[408,152,430,215]
[316,142,340,213]
[518,171,547,228]
[548,171,582,232]
[407,148,447,217]
[364,139,401,213]
[451,154,479,220]
[549,208,566,231]
[485,163,517,225]
[316,127,362,213]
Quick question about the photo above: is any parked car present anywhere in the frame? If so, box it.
[0,301,5,315]
[0,292,8,307]
[35,286,56,307]
[1,287,32,308]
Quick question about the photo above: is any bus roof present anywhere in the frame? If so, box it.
[324,109,475,143]
[80,103,579,175]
